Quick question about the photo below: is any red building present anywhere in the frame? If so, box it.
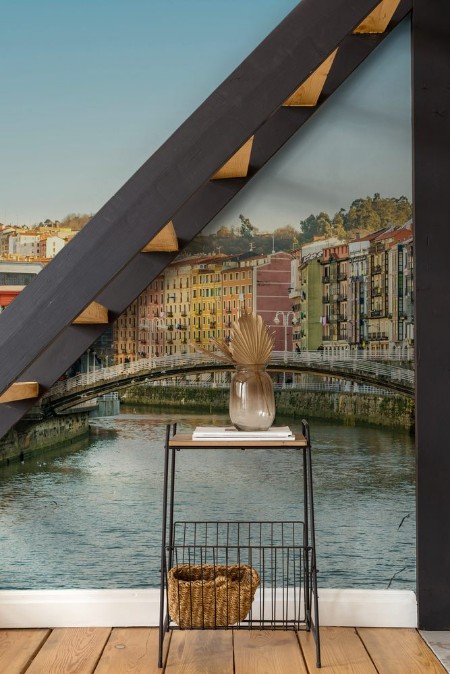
[253,252,294,352]
[0,286,24,312]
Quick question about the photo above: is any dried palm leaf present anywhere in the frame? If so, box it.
[201,311,273,366]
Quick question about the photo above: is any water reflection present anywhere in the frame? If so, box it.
[0,410,415,590]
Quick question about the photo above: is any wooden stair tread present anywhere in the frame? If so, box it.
[284,50,338,107]
[354,0,401,33]
[73,301,109,325]
[142,221,179,253]
[0,382,40,404]
[212,137,254,179]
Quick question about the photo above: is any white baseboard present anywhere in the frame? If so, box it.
[0,588,417,629]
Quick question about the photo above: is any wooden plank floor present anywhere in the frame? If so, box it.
[0,627,447,674]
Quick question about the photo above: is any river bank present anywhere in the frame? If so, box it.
[0,385,414,466]
[0,413,90,466]
[121,384,415,432]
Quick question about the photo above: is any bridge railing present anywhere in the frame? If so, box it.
[43,350,414,402]
[141,377,398,396]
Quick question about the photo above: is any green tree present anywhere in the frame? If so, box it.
[299,212,333,243]
[299,214,320,242]
[239,214,257,238]
[331,212,347,239]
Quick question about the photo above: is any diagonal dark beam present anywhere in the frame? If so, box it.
[0,1,411,437]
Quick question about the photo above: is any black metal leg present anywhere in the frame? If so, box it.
[302,419,321,667]
[302,433,311,630]
[158,424,171,668]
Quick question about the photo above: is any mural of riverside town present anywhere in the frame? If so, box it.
[0,195,413,364]
[0,3,418,595]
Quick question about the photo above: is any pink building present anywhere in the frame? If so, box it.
[253,252,294,352]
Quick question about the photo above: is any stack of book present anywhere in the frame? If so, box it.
[192,426,295,441]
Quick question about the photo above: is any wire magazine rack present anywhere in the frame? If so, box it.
[158,422,321,668]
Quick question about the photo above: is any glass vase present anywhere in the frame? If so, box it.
[229,364,275,431]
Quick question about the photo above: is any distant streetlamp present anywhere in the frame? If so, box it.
[274,310,297,386]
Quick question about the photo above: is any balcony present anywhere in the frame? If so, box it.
[337,294,347,302]
[372,287,382,296]
[166,311,174,317]
[322,275,331,283]
[209,321,217,328]
[337,272,347,281]
[368,331,388,341]
[371,309,383,317]
[322,296,330,303]
[181,312,187,317]
[371,264,382,274]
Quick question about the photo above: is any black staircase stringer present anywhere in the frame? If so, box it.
[0,1,411,437]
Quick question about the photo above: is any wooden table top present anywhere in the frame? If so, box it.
[168,433,307,449]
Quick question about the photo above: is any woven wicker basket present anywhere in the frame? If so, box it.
[167,564,260,628]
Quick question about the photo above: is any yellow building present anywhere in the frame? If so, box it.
[190,256,225,351]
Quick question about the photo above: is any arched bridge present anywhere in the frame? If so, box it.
[42,350,415,414]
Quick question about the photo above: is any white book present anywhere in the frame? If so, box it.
[192,426,294,440]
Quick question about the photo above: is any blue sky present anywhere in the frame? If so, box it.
[0,0,411,230]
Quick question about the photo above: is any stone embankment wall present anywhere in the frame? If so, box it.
[0,413,90,465]
[121,385,415,431]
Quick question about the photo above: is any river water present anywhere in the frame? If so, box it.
[0,410,415,591]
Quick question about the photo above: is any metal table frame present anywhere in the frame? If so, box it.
[158,419,321,667]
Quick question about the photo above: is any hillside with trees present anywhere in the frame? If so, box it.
[28,195,411,256]
[31,213,93,230]
[181,194,412,257]
[299,194,412,243]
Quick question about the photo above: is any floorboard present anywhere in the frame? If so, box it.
[0,629,50,674]
[23,627,111,674]
[94,628,163,674]
[299,627,378,673]
[164,630,233,674]
[358,627,449,674]
[234,630,308,674]
[0,626,447,674]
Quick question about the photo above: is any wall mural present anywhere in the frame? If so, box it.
[0,3,414,593]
